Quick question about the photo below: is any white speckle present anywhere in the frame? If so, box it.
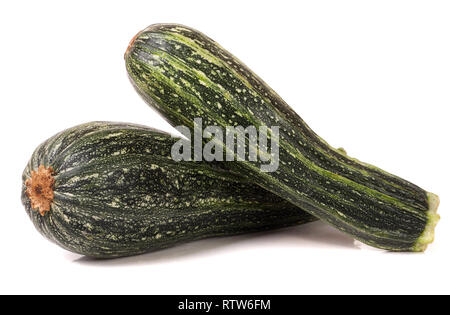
[109,201,120,208]
[101,132,123,139]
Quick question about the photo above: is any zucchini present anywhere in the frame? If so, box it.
[125,23,440,251]
[21,122,316,258]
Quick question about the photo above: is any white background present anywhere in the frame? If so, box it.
[0,1,449,295]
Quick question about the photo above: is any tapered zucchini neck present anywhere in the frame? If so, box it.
[25,165,55,216]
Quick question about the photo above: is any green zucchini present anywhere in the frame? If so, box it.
[125,23,440,251]
[21,122,316,258]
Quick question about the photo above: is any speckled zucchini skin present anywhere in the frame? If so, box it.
[21,122,316,258]
[125,24,439,251]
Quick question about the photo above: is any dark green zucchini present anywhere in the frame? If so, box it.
[21,122,316,258]
[125,23,440,251]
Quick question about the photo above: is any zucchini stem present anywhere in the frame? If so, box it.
[25,165,55,216]
[414,192,440,252]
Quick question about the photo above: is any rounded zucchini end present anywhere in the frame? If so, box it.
[414,192,440,252]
